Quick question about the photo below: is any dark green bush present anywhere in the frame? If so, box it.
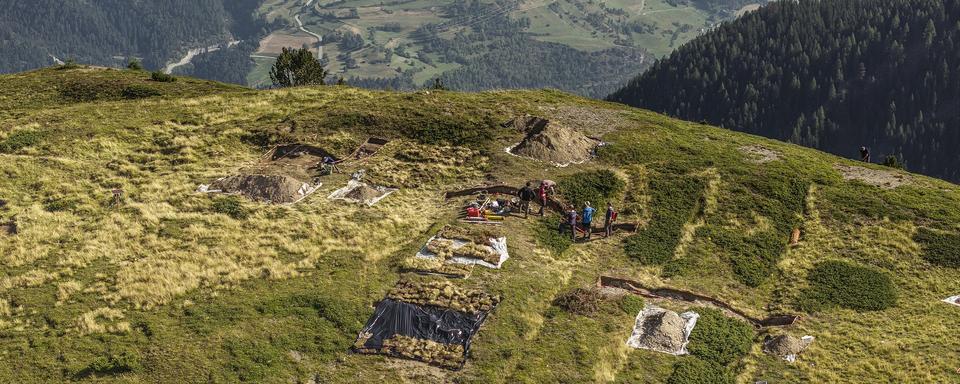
[624,173,705,265]
[212,197,248,220]
[121,85,162,99]
[223,338,282,382]
[535,218,572,255]
[666,358,733,384]
[914,228,960,268]
[126,59,144,71]
[618,295,644,315]
[686,308,753,366]
[151,71,177,83]
[82,350,141,377]
[557,169,625,209]
[0,130,43,153]
[709,228,785,287]
[59,79,125,102]
[801,260,897,312]
[43,197,78,213]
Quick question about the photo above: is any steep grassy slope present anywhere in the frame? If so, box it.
[0,67,959,383]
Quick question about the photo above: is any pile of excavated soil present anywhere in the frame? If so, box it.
[636,310,686,352]
[764,335,809,358]
[345,184,384,201]
[508,116,598,166]
[209,174,312,204]
[739,145,781,163]
[835,165,910,189]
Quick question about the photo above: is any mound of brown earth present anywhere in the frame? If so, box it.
[209,174,312,204]
[637,310,686,352]
[764,335,809,358]
[835,165,910,189]
[345,184,384,201]
[508,116,597,166]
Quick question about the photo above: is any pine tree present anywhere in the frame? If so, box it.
[269,47,329,88]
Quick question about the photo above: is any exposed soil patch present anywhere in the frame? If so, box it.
[835,165,910,189]
[507,116,598,166]
[739,145,781,163]
[345,184,382,201]
[207,174,319,204]
[636,310,686,352]
[763,334,813,362]
[536,105,627,136]
[328,180,396,206]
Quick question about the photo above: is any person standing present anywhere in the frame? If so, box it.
[604,202,617,238]
[582,202,596,241]
[538,182,549,216]
[518,182,536,218]
[564,206,578,241]
[859,146,871,162]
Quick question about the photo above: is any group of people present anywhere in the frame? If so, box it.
[517,181,618,242]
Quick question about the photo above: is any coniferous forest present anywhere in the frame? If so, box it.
[610,0,960,182]
[0,0,266,79]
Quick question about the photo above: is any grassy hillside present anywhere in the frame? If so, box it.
[1,67,959,383]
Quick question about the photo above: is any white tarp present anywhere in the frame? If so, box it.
[626,305,699,355]
[327,179,396,206]
[942,295,960,308]
[415,235,510,269]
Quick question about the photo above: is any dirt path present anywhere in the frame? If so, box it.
[164,41,240,74]
[295,13,323,58]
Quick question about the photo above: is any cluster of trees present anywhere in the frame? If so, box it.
[610,0,960,182]
[0,0,267,75]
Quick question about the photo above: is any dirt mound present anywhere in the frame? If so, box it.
[345,184,383,201]
[835,165,910,189]
[508,116,597,166]
[764,335,812,360]
[636,310,686,352]
[739,145,781,163]
[208,174,315,204]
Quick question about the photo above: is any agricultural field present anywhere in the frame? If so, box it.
[247,0,766,95]
[1,66,958,383]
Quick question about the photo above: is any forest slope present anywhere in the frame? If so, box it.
[609,0,960,182]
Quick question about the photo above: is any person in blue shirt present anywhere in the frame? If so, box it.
[582,202,596,240]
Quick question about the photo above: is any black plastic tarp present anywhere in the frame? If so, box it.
[354,299,493,368]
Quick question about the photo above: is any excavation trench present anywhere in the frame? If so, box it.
[598,276,799,328]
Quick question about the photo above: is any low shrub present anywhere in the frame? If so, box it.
[709,228,785,287]
[121,85,162,99]
[534,219,573,255]
[59,79,125,102]
[43,197,79,213]
[0,130,43,153]
[914,228,960,268]
[666,358,733,384]
[557,169,625,209]
[126,59,144,71]
[618,295,644,315]
[553,288,603,316]
[81,350,141,377]
[801,260,897,312]
[686,308,753,366]
[624,173,705,265]
[151,71,177,83]
[212,197,248,220]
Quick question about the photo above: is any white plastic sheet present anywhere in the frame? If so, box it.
[942,295,960,308]
[415,235,510,269]
[626,305,699,355]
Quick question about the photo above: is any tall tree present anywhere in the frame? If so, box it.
[269,47,329,88]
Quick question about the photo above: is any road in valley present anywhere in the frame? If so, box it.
[164,40,240,74]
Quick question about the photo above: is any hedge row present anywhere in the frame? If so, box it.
[624,173,706,265]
